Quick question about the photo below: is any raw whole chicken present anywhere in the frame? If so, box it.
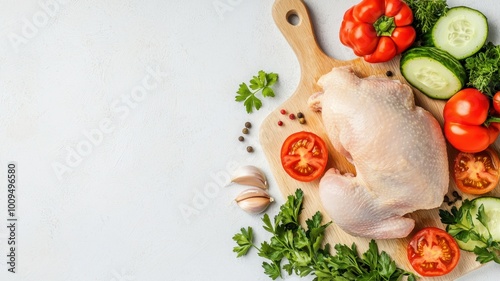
[308,66,449,239]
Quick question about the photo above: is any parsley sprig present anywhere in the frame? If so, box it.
[440,199,500,264]
[233,189,417,280]
[235,70,278,113]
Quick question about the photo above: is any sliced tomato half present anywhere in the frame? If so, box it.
[453,148,500,195]
[280,131,328,182]
[407,227,460,277]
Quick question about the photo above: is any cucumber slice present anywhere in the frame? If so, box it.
[447,197,500,252]
[431,6,488,60]
[400,47,466,99]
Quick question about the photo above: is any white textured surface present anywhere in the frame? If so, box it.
[0,0,498,280]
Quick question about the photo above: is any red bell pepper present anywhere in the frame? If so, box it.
[444,88,500,153]
[340,0,416,63]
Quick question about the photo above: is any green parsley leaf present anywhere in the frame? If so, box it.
[232,227,254,257]
[453,229,471,243]
[477,204,489,228]
[378,251,397,278]
[244,94,262,113]
[263,261,282,280]
[474,246,497,264]
[236,83,251,101]
[439,208,458,225]
[262,86,275,98]
[276,189,303,230]
[266,72,278,86]
[362,239,379,270]
[259,241,284,262]
[234,70,279,113]
[294,228,310,250]
[262,213,275,234]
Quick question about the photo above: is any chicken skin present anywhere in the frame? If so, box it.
[308,66,449,239]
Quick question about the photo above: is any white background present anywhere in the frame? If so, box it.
[0,0,499,280]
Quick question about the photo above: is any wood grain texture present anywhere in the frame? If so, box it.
[259,0,496,279]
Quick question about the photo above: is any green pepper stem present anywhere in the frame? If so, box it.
[373,16,396,36]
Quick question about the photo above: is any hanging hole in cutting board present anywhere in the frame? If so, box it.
[286,10,301,26]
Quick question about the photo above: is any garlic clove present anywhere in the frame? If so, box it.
[230,175,267,190]
[235,187,270,201]
[235,188,274,214]
[229,165,268,189]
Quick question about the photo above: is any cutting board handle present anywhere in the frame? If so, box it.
[272,0,337,74]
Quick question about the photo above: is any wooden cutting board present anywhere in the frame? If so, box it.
[259,0,499,279]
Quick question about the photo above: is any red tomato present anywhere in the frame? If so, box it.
[443,88,489,125]
[493,91,500,114]
[443,88,498,153]
[407,227,460,277]
[443,122,499,153]
[453,148,500,194]
[280,131,328,182]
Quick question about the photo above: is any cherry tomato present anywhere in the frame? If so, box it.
[493,91,500,114]
[453,148,500,194]
[407,227,460,277]
[280,131,328,182]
